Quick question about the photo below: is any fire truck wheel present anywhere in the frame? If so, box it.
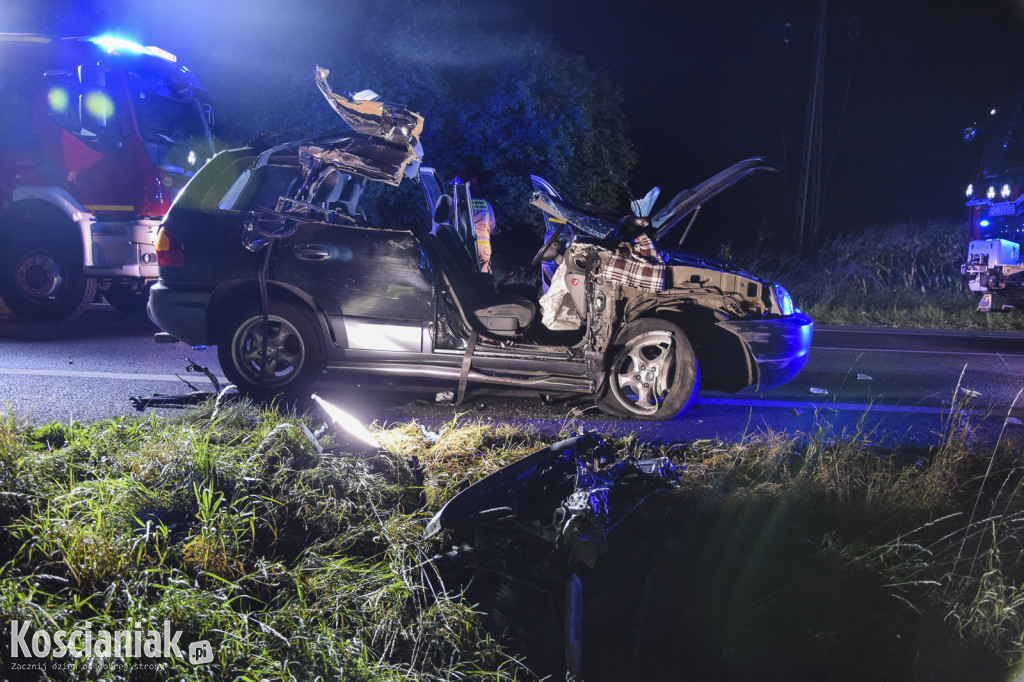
[0,235,98,323]
[103,280,154,315]
[597,318,700,420]
[216,299,326,401]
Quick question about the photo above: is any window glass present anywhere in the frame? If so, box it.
[128,68,214,170]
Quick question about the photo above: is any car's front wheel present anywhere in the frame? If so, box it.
[217,300,326,401]
[597,318,699,420]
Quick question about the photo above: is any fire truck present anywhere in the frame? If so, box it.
[962,93,1024,312]
[0,34,215,321]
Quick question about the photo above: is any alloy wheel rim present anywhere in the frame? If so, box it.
[234,314,306,387]
[611,331,675,415]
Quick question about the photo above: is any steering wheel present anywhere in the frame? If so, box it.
[530,222,567,268]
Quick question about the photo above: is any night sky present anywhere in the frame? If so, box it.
[7,0,1024,249]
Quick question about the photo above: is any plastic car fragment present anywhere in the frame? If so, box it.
[425,432,682,680]
[424,431,681,558]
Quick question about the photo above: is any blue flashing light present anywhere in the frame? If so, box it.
[980,219,991,228]
[88,36,177,62]
[90,35,149,54]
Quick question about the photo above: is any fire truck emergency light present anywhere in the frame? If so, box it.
[88,36,177,63]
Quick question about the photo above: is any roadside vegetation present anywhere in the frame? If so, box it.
[2,394,1024,680]
[724,218,1024,331]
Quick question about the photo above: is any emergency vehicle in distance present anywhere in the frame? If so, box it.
[962,93,1024,312]
[0,34,215,321]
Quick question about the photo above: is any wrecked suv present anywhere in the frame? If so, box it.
[147,71,812,420]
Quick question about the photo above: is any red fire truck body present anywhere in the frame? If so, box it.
[0,34,214,321]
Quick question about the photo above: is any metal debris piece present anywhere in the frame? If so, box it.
[810,387,829,395]
[186,359,221,393]
[129,360,225,411]
[301,423,324,453]
[311,393,380,450]
[856,374,873,381]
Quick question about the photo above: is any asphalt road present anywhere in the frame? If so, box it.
[2,302,1023,446]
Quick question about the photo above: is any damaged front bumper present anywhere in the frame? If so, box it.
[717,312,813,391]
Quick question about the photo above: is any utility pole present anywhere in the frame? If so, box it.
[794,0,826,252]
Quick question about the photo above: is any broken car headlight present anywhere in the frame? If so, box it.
[772,282,795,316]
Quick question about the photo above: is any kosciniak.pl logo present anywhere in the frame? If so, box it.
[8,620,214,666]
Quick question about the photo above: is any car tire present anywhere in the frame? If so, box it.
[103,280,153,315]
[217,299,326,401]
[0,231,97,323]
[597,318,699,420]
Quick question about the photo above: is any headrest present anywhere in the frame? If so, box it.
[433,194,454,224]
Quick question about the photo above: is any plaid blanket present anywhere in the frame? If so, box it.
[602,234,665,292]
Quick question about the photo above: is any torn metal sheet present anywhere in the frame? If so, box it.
[299,139,417,186]
[313,66,423,185]
[315,66,423,147]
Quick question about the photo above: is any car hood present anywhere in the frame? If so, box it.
[530,157,778,246]
[650,157,779,245]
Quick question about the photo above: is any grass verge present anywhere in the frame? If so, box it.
[723,219,1024,331]
[0,398,1023,680]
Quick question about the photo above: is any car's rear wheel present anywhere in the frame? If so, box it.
[597,318,699,420]
[217,300,326,401]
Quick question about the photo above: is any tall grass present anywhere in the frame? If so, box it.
[723,219,1024,330]
[3,397,1024,679]
[659,386,1024,673]
[0,403,534,681]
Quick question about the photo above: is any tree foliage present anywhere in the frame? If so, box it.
[214,0,636,235]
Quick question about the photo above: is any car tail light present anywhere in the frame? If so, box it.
[155,227,184,267]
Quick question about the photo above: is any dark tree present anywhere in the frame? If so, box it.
[213,0,636,235]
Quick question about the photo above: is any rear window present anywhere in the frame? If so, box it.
[217,165,300,212]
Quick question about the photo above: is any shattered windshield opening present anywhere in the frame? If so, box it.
[982,124,1024,177]
[531,191,619,239]
[128,69,213,172]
